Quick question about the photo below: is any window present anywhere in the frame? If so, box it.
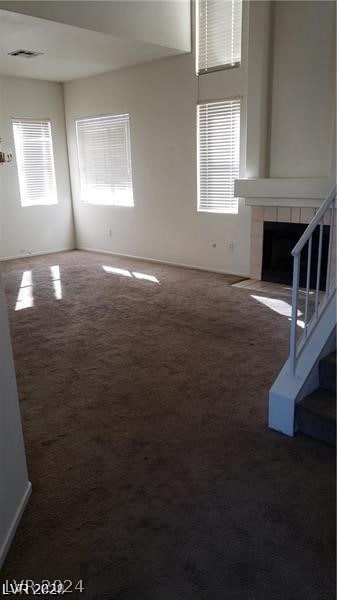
[197,98,241,214]
[12,119,57,207]
[76,113,134,206]
[197,0,242,74]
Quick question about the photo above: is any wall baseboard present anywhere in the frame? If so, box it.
[0,247,75,262]
[0,245,249,278]
[0,482,32,571]
[77,246,249,279]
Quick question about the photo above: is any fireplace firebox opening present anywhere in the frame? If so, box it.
[262,221,329,290]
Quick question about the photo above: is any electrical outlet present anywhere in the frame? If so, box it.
[229,241,234,251]
[212,242,217,248]
[107,228,112,237]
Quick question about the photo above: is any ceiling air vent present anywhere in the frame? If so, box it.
[8,49,43,58]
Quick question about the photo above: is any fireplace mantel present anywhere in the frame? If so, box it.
[234,177,335,208]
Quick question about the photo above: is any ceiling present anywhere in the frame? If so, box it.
[0,9,184,82]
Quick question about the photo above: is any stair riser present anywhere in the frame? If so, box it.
[296,410,336,446]
[319,362,336,393]
[319,352,336,394]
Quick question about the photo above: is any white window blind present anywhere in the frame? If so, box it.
[197,98,241,214]
[12,119,57,207]
[76,113,134,206]
[197,0,242,74]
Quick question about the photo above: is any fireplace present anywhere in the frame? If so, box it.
[262,221,329,290]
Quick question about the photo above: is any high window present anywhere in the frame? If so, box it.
[12,119,58,207]
[197,0,242,74]
[197,98,241,214]
[76,113,134,206]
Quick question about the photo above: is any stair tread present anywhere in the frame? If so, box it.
[297,388,336,421]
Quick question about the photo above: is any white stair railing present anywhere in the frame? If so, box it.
[290,185,336,376]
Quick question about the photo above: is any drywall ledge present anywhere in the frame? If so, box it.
[234,177,335,207]
[0,1,191,52]
[0,482,32,570]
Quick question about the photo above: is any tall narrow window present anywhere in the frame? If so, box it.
[197,98,241,214]
[12,119,58,207]
[197,0,242,74]
[76,113,134,206]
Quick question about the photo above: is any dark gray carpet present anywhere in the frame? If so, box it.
[0,250,335,600]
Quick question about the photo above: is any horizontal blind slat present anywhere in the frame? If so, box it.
[197,98,240,214]
[76,113,134,206]
[12,119,58,207]
[197,0,242,73]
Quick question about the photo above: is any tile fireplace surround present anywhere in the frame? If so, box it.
[250,206,323,280]
[234,178,336,280]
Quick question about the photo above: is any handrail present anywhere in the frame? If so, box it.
[289,184,336,376]
[291,185,336,257]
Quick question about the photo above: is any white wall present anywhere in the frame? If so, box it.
[269,0,336,178]
[63,0,335,276]
[0,76,74,259]
[64,2,273,277]
[64,54,252,276]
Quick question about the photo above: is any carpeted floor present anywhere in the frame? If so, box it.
[0,250,335,600]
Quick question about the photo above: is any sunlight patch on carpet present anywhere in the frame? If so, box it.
[251,294,305,329]
[15,270,34,311]
[103,265,159,283]
[50,265,63,300]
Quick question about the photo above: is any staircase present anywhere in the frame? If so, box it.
[269,184,336,437]
[296,351,336,445]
